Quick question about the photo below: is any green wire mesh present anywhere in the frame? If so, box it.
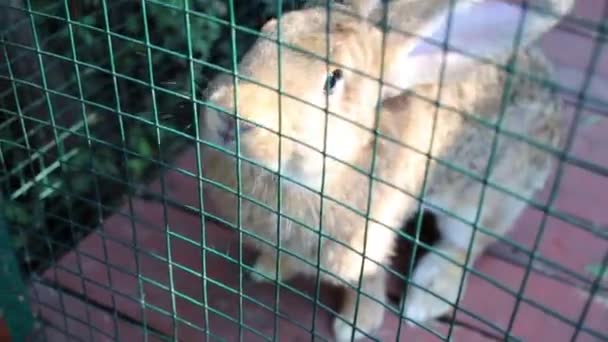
[0,0,607,341]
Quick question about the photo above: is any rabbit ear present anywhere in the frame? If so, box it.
[382,0,573,93]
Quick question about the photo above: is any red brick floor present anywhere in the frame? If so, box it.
[27,1,608,341]
[1,317,11,342]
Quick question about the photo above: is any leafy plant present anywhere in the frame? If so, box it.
[1,0,311,275]
[587,263,608,282]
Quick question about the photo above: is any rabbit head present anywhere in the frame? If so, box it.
[201,0,572,191]
[201,6,386,190]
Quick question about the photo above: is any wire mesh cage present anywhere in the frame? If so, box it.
[0,0,607,341]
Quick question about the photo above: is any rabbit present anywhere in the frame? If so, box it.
[198,0,574,340]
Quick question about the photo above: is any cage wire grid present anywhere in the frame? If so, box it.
[0,0,607,341]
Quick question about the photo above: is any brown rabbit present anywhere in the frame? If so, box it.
[198,0,574,340]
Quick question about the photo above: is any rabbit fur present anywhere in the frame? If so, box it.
[198,0,574,340]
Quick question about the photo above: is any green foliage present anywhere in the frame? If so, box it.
[586,263,608,282]
[1,0,310,274]
[3,200,31,226]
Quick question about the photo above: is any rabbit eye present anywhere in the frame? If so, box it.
[324,69,343,95]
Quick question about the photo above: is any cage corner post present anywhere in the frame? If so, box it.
[0,195,35,342]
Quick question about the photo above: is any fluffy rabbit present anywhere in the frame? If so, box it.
[199,0,574,340]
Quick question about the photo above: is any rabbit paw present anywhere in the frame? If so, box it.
[333,280,386,341]
[403,250,467,325]
[249,253,297,283]
[333,310,384,342]
[333,318,365,342]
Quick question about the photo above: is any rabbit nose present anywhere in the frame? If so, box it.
[220,117,255,143]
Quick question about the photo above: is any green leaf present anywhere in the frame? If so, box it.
[4,202,31,226]
[91,155,120,176]
[11,231,28,249]
[127,158,147,179]
[126,16,140,33]
[81,15,97,27]
[586,264,608,281]
[136,137,154,158]
[70,174,92,193]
